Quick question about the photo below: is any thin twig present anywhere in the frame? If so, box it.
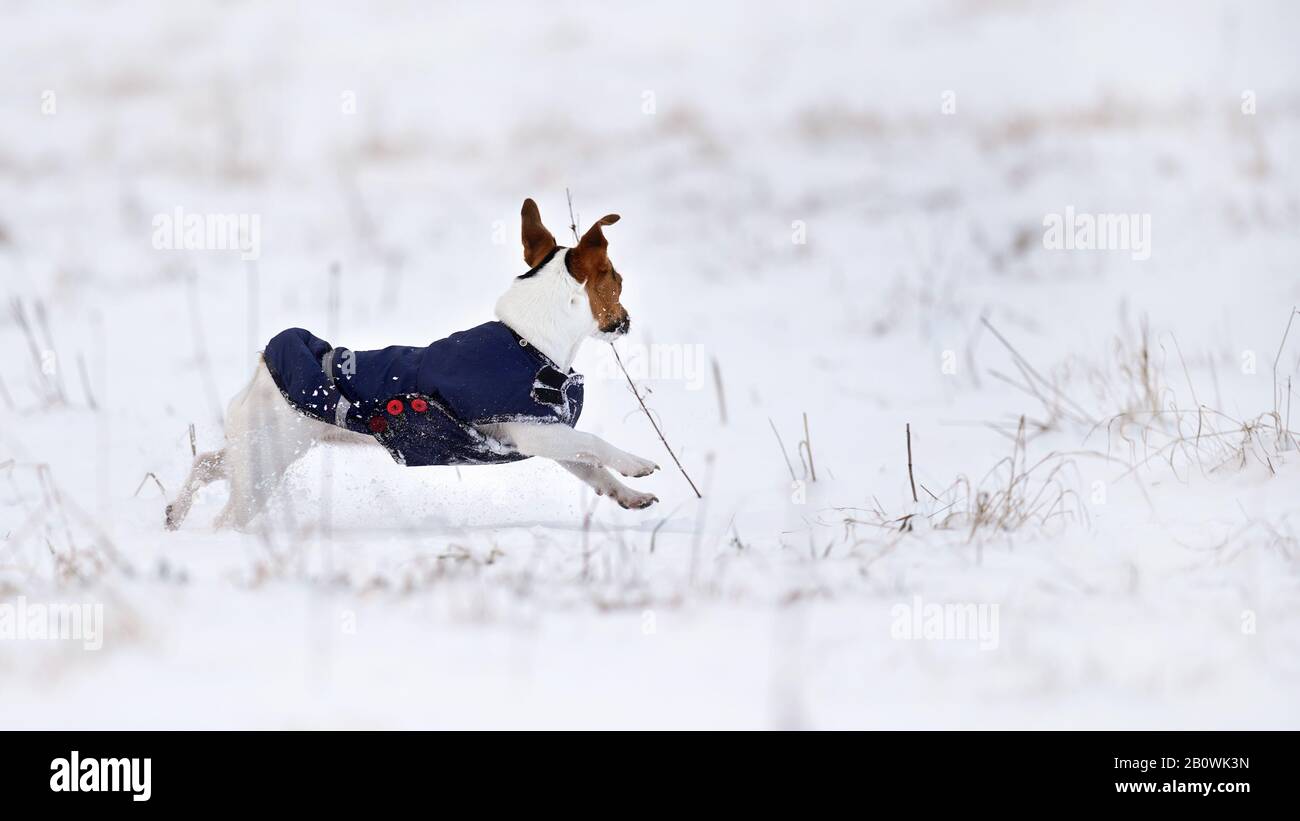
[76,352,97,410]
[981,316,1096,426]
[906,423,918,503]
[34,301,69,402]
[611,344,701,498]
[769,418,797,481]
[567,187,701,498]
[711,356,727,425]
[133,472,167,498]
[1272,306,1298,420]
[565,188,580,243]
[12,298,64,405]
[798,412,817,482]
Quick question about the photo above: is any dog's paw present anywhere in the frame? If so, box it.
[613,490,658,510]
[613,453,659,479]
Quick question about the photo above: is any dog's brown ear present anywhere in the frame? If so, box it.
[521,198,557,267]
[578,214,620,251]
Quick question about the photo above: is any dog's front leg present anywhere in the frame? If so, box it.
[492,422,659,478]
[560,461,658,509]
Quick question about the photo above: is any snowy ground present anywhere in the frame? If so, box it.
[2,0,1299,728]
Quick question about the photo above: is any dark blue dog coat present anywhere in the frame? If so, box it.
[262,321,583,467]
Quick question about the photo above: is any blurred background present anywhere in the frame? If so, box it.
[1,0,1298,728]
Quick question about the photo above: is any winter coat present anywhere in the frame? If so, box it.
[262,321,583,466]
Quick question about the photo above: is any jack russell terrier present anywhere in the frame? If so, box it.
[165,199,660,531]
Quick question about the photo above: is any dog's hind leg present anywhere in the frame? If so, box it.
[215,360,319,532]
[165,449,226,531]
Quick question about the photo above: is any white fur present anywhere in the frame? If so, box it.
[493,249,595,370]
[166,248,657,532]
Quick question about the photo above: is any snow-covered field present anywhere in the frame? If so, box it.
[2,0,1298,728]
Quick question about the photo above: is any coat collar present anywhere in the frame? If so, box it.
[499,321,574,374]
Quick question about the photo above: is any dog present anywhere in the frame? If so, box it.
[165,198,660,532]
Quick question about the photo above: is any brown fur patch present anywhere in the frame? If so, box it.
[567,214,628,333]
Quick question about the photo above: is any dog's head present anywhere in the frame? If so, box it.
[517,197,630,339]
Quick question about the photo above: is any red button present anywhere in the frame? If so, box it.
[410,398,428,413]
[368,415,388,433]
[387,399,404,415]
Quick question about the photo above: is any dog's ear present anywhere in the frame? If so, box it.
[567,214,620,283]
[521,198,557,268]
[578,214,620,252]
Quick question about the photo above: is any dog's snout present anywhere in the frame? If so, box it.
[610,315,630,336]
[600,313,630,336]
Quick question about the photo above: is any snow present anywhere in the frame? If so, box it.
[1,0,1298,728]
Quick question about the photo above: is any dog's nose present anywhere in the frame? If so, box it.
[601,315,630,336]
